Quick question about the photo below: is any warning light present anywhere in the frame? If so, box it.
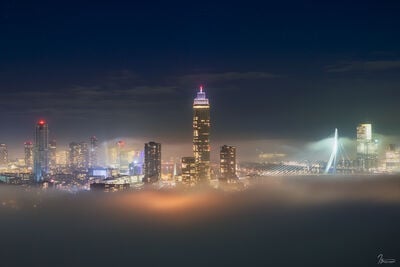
[38,120,46,125]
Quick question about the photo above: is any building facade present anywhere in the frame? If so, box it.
[89,136,98,168]
[69,142,89,170]
[34,120,49,182]
[143,141,161,183]
[356,123,378,171]
[220,145,237,181]
[385,144,400,172]
[24,141,34,169]
[49,139,57,171]
[193,86,211,182]
[0,143,8,167]
[181,156,196,185]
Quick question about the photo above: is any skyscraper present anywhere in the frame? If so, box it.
[69,142,89,170]
[143,141,161,183]
[0,143,8,167]
[89,136,98,168]
[220,145,237,181]
[193,86,211,182]
[78,142,89,169]
[24,141,34,169]
[34,120,49,182]
[49,139,57,171]
[356,123,378,171]
[56,150,68,167]
[181,156,196,185]
[69,142,80,169]
[385,144,400,172]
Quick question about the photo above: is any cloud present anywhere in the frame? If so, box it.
[0,85,180,118]
[180,71,280,84]
[0,69,280,118]
[326,60,400,73]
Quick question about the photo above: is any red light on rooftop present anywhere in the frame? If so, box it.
[38,120,46,125]
[199,85,203,92]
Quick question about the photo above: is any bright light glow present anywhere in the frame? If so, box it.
[325,128,338,174]
[38,120,46,125]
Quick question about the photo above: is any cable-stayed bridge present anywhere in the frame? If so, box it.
[242,129,355,176]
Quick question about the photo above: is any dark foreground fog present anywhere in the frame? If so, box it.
[1,176,399,267]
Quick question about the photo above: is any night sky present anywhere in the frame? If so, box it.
[1,1,400,159]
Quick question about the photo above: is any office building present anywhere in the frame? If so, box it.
[143,141,161,183]
[356,123,378,171]
[385,144,400,172]
[220,145,237,181]
[49,139,57,171]
[89,136,98,168]
[193,86,211,182]
[34,120,49,182]
[24,141,34,169]
[181,156,196,185]
[56,150,68,166]
[69,142,89,170]
[0,143,8,167]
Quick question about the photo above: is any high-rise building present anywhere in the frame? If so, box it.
[24,141,34,169]
[143,141,161,183]
[56,150,68,166]
[385,144,400,172]
[220,145,237,181]
[69,142,80,169]
[69,142,89,170]
[89,136,98,168]
[34,120,49,182]
[356,123,378,171]
[49,139,57,171]
[0,143,8,167]
[116,140,130,173]
[181,156,196,185]
[193,86,211,182]
[78,142,89,169]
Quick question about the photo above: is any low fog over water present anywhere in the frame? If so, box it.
[1,175,399,267]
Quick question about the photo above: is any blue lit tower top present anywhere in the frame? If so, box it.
[193,86,209,106]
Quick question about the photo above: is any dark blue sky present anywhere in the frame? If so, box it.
[1,0,400,156]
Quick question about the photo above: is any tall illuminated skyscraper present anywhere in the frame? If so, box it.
[89,136,98,168]
[143,141,161,183]
[0,143,8,167]
[24,141,34,169]
[356,123,378,171]
[220,145,237,181]
[193,86,211,182]
[34,120,49,182]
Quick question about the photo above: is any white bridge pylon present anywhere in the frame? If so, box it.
[324,128,338,174]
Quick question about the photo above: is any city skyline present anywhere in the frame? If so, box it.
[2,116,400,164]
[1,2,400,266]
[1,2,400,158]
